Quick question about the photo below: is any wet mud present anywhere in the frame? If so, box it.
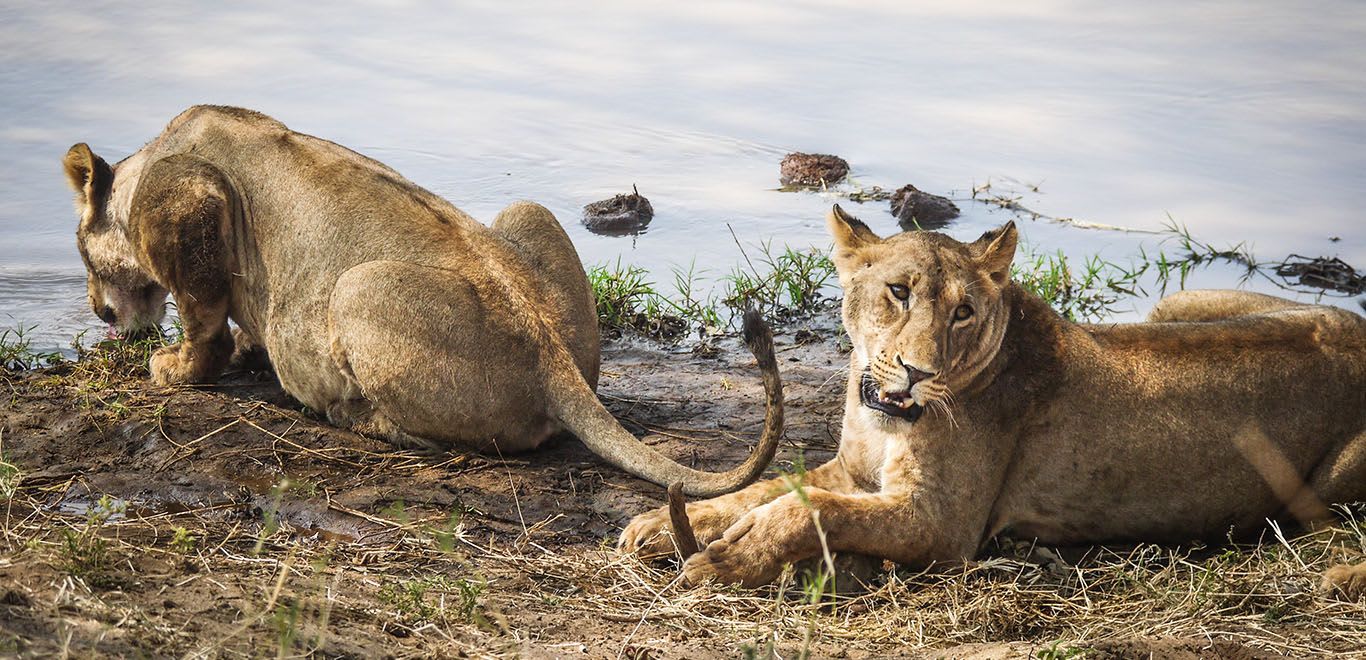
[0,325,851,656]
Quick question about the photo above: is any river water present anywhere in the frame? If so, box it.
[2,0,1363,349]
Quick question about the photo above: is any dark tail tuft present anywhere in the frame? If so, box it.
[742,308,776,371]
[667,481,700,559]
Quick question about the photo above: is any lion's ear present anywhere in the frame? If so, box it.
[826,204,881,269]
[972,221,1018,283]
[63,143,113,210]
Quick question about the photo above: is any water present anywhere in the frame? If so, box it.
[3,0,1364,349]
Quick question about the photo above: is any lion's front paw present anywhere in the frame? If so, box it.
[618,502,740,560]
[228,327,271,372]
[149,346,191,385]
[681,511,791,588]
[618,506,677,558]
[1320,562,1366,601]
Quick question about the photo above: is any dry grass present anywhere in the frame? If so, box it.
[4,448,1365,655]
[489,519,1366,657]
[0,441,509,657]
[2,339,1365,657]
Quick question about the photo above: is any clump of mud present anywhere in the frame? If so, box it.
[582,185,654,235]
[779,152,849,187]
[890,183,959,230]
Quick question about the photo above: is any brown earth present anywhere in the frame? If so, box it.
[1,326,850,658]
[0,321,1357,658]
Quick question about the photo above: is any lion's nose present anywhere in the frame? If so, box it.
[97,305,117,324]
[906,367,933,385]
[895,355,934,385]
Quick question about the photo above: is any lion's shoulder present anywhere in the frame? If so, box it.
[167,105,287,133]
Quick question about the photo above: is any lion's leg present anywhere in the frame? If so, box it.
[1304,432,1366,599]
[1147,290,1306,323]
[1321,562,1366,601]
[619,460,858,558]
[127,154,237,385]
[680,488,944,588]
[490,201,600,389]
[323,397,444,452]
[227,326,271,372]
[1304,428,1366,511]
[327,259,557,453]
[149,299,233,385]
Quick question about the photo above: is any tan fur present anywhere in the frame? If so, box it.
[621,205,1366,588]
[1321,562,1366,601]
[62,106,782,496]
[64,143,169,333]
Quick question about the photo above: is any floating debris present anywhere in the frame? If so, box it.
[891,184,959,230]
[582,185,654,236]
[843,185,895,202]
[1274,255,1365,295]
[779,152,849,187]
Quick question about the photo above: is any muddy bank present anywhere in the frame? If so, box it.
[0,319,1359,658]
[0,324,848,657]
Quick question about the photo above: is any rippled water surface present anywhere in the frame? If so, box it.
[2,1,1364,347]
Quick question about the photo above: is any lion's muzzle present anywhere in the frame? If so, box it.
[860,372,924,422]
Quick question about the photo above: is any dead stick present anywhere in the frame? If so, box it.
[667,481,700,560]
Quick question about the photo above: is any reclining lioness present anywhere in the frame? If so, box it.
[62,105,780,497]
[621,205,1366,591]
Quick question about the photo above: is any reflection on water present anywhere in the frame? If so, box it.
[2,0,1363,347]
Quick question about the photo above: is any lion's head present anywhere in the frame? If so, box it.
[827,204,1017,424]
[63,143,168,337]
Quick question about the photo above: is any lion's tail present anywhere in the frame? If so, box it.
[547,309,784,497]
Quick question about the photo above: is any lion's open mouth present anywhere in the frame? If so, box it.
[859,373,924,422]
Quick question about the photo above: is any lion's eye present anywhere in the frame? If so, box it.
[954,304,974,321]
[888,284,910,301]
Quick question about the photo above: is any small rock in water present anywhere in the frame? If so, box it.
[582,186,654,236]
[890,184,959,230]
[779,152,849,187]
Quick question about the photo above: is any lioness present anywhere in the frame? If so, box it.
[621,205,1366,591]
[63,105,781,497]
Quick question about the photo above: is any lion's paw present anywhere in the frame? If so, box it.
[149,346,191,385]
[619,502,743,560]
[618,506,677,558]
[681,513,785,588]
[1320,562,1366,601]
[228,327,271,372]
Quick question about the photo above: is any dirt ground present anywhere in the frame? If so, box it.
[0,318,1361,658]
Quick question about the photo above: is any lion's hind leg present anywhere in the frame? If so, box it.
[323,396,443,453]
[327,259,557,454]
[228,326,271,372]
[1147,290,1306,323]
[490,201,600,388]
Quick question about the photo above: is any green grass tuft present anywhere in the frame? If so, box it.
[0,324,64,371]
[1010,249,1147,323]
[589,242,836,341]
